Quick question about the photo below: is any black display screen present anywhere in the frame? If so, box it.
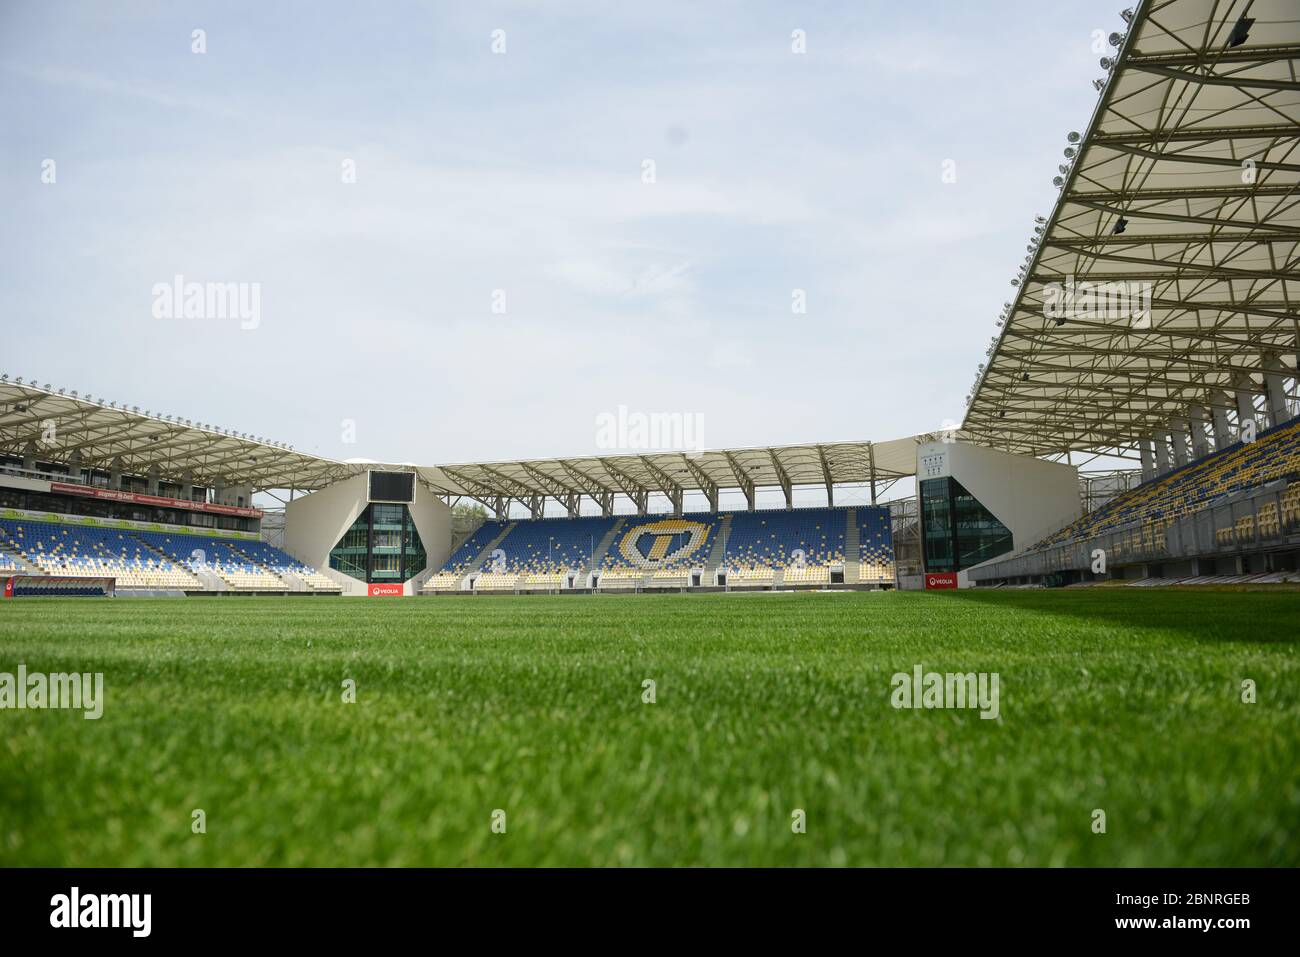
[369,470,415,503]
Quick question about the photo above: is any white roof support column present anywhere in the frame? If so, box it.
[1168,420,1189,467]
[1263,357,1291,428]
[1138,435,1155,482]
[817,446,835,508]
[1209,392,1233,451]
[768,450,793,510]
[678,454,719,512]
[1233,377,1258,436]
[1186,406,1210,459]
[722,451,756,511]
[1153,435,1171,474]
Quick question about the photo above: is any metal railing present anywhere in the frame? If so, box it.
[0,463,85,485]
[970,475,1300,582]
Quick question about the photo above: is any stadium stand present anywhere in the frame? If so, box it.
[493,515,619,573]
[857,507,895,583]
[0,519,339,592]
[722,509,844,575]
[422,507,895,591]
[421,520,511,590]
[1032,417,1300,551]
[134,532,287,590]
[0,520,200,589]
[231,539,341,591]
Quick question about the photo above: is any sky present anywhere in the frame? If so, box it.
[1,0,1128,492]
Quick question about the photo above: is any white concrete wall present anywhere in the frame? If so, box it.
[917,441,1081,585]
[408,486,451,586]
[284,473,451,596]
[284,473,370,595]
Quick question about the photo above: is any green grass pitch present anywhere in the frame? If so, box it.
[1,590,1297,867]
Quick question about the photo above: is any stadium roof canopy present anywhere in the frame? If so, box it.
[0,378,352,490]
[0,378,920,507]
[410,437,920,510]
[962,0,1300,459]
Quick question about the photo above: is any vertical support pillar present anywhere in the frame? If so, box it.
[1168,423,1188,467]
[1234,377,1258,437]
[1210,391,1233,450]
[1154,436,1171,474]
[1139,436,1155,482]
[1263,358,1291,427]
[1186,406,1210,459]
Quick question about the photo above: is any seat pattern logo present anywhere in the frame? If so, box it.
[617,519,710,568]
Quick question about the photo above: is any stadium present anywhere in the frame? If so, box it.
[2,0,1298,875]
[3,1,1298,599]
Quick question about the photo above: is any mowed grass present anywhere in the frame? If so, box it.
[1,590,1297,867]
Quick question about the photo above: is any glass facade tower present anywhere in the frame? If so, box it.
[919,477,1013,573]
[328,503,427,583]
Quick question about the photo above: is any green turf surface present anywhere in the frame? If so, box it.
[1,590,1297,866]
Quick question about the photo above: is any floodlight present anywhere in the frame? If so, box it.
[1227,15,1253,47]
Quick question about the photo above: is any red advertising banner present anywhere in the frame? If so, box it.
[367,583,404,597]
[3,577,13,598]
[49,483,262,518]
[924,572,959,590]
